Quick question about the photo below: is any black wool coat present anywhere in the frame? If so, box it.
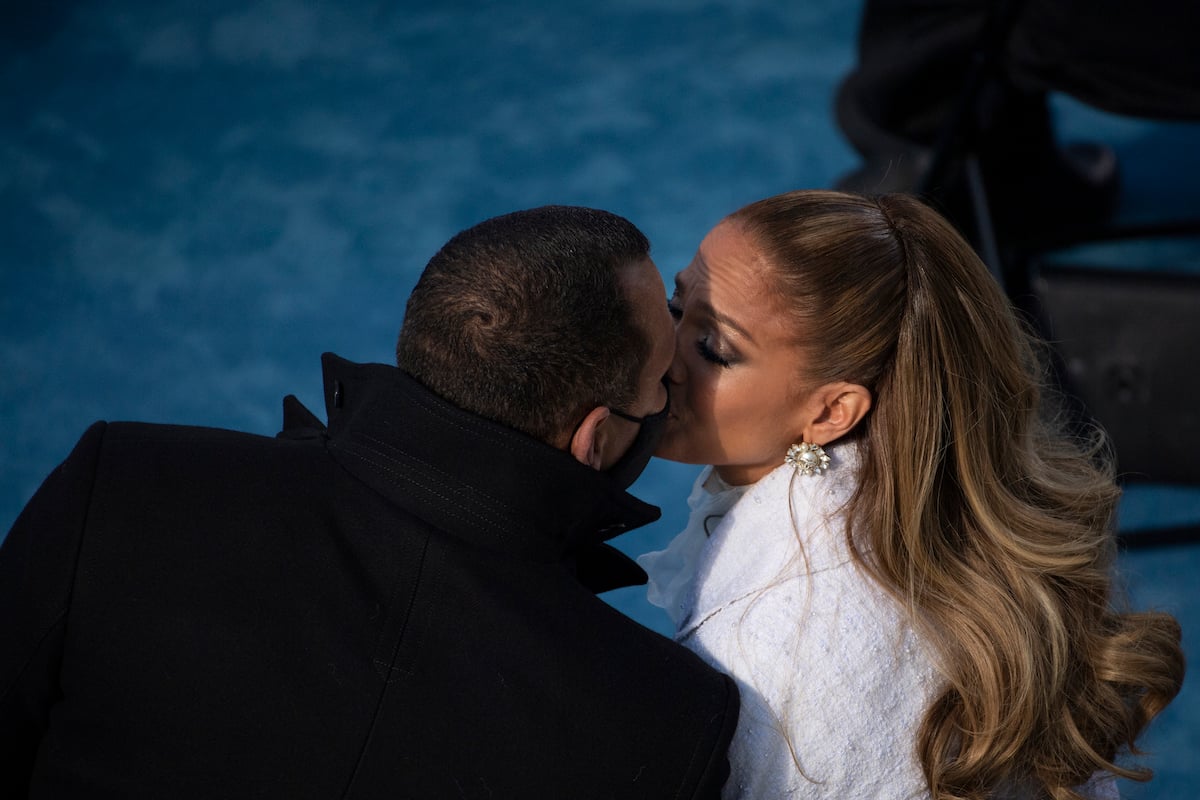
[0,354,738,799]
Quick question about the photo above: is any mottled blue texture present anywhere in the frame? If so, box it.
[2,2,1197,796]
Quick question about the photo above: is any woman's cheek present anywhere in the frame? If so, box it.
[654,420,692,460]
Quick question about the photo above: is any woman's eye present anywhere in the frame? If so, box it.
[666,298,682,320]
[696,336,732,368]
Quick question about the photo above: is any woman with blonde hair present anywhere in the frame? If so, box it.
[640,189,1184,799]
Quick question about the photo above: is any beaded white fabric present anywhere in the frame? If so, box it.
[642,442,1119,800]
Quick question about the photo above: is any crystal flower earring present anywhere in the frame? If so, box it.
[785,442,831,476]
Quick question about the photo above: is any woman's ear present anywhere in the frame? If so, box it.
[800,382,872,446]
[568,406,612,470]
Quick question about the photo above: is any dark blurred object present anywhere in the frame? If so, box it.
[836,0,1200,252]
[1034,262,1200,486]
[0,0,78,50]
[1033,255,1200,551]
[834,0,1200,545]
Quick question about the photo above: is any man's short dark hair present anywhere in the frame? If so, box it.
[396,205,652,444]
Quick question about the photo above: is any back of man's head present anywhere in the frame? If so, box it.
[396,205,651,445]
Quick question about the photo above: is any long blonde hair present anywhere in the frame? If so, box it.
[729,190,1184,799]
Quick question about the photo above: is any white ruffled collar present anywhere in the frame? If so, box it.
[640,441,861,634]
[636,466,750,627]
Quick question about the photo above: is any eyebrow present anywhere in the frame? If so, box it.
[674,273,758,344]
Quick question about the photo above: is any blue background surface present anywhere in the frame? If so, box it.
[2,1,1197,795]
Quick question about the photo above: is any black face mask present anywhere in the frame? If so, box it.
[604,392,670,489]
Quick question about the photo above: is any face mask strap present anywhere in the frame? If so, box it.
[609,407,648,424]
[608,392,669,425]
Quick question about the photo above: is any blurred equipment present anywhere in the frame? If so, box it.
[836,0,1200,544]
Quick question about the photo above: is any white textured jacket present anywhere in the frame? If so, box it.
[639,443,1117,800]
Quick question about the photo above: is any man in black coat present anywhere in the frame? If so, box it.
[0,206,739,798]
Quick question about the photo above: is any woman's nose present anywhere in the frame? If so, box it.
[666,336,686,385]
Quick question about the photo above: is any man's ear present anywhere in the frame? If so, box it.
[568,406,612,470]
[800,382,872,446]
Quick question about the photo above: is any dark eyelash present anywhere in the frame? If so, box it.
[696,338,732,368]
[669,294,732,367]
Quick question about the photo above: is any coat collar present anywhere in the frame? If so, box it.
[677,442,861,641]
[297,353,658,584]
